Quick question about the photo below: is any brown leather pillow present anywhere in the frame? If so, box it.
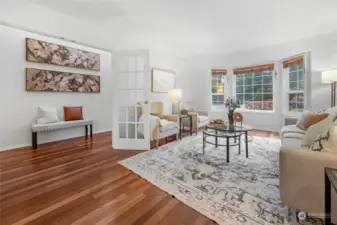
[151,113,165,119]
[303,113,329,129]
[64,106,83,121]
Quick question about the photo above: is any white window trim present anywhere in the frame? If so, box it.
[209,68,230,112]
[282,52,312,118]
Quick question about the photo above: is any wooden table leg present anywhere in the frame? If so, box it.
[190,116,193,136]
[85,125,88,138]
[325,168,332,225]
[32,132,38,150]
[90,124,93,138]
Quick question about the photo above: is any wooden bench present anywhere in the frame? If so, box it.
[31,120,93,149]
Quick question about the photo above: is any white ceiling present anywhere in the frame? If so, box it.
[14,0,337,57]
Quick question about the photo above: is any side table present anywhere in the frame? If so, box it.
[325,167,337,225]
[179,115,192,139]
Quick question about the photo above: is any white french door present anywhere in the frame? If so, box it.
[112,50,150,150]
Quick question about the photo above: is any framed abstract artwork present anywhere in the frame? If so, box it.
[152,68,175,93]
[26,38,101,71]
[26,68,100,93]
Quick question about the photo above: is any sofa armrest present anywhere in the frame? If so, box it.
[163,115,178,123]
[195,110,208,116]
[280,147,337,216]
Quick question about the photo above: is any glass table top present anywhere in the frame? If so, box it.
[206,123,253,132]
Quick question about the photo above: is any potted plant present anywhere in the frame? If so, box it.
[225,97,240,128]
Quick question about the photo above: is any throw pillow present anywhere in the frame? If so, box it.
[326,106,337,122]
[36,106,60,124]
[302,117,333,147]
[303,113,329,129]
[296,110,315,130]
[310,125,337,154]
[64,106,83,121]
[151,113,165,119]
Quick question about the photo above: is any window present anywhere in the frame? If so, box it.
[283,56,305,113]
[234,64,274,111]
[211,70,227,108]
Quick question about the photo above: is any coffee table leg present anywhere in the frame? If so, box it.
[245,131,248,158]
[238,135,241,155]
[179,118,182,140]
[325,168,331,225]
[226,137,230,163]
[215,130,218,148]
[203,132,205,154]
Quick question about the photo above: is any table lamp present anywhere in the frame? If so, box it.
[168,88,183,115]
[322,69,337,107]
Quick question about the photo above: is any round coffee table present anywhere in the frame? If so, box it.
[203,123,253,163]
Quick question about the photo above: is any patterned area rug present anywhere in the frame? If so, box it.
[119,135,323,225]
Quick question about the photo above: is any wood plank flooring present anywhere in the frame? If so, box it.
[0,130,279,225]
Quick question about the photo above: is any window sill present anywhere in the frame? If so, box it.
[235,108,275,114]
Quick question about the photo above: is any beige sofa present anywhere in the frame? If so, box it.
[279,125,337,223]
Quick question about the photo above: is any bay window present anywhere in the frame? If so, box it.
[234,64,274,111]
[211,69,227,108]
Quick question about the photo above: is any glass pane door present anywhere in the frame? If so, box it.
[113,50,150,150]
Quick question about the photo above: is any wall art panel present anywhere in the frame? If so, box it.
[26,38,100,71]
[26,68,100,93]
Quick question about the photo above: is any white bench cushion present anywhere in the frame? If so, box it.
[32,120,93,132]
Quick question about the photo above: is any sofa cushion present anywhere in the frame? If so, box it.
[198,115,209,123]
[36,106,60,124]
[32,120,93,132]
[282,137,306,148]
[303,113,329,129]
[64,106,83,121]
[280,125,306,138]
[296,110,314,130]
[160,120,177,132]
[310,124,337,154]
[302,117,333,147]
[151,113,165,119]
[283,132,305,140]
[327,106,337,122]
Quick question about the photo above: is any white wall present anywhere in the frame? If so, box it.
[184,31,337,131]
[149,51,192,114]
[0,25,112,150]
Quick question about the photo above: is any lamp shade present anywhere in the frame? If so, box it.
[168,89,183,101]
[322,69,337,84]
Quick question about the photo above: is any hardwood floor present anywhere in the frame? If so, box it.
[0,130,279,225]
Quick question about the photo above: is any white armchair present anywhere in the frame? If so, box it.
[182,110,209,135]
[138,102,179,148]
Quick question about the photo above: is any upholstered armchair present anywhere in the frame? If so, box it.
[182,110,209,135]
[137,102,179,148]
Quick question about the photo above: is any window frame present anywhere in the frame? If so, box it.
[233,64,276,113]
[282,53,310,117]
[210,69,228,110]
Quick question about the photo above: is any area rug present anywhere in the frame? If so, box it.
[119,135,323,225]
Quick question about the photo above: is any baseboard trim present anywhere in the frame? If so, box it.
[0,129,112,152]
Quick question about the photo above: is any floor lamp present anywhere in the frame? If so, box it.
[322,70,337,107]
